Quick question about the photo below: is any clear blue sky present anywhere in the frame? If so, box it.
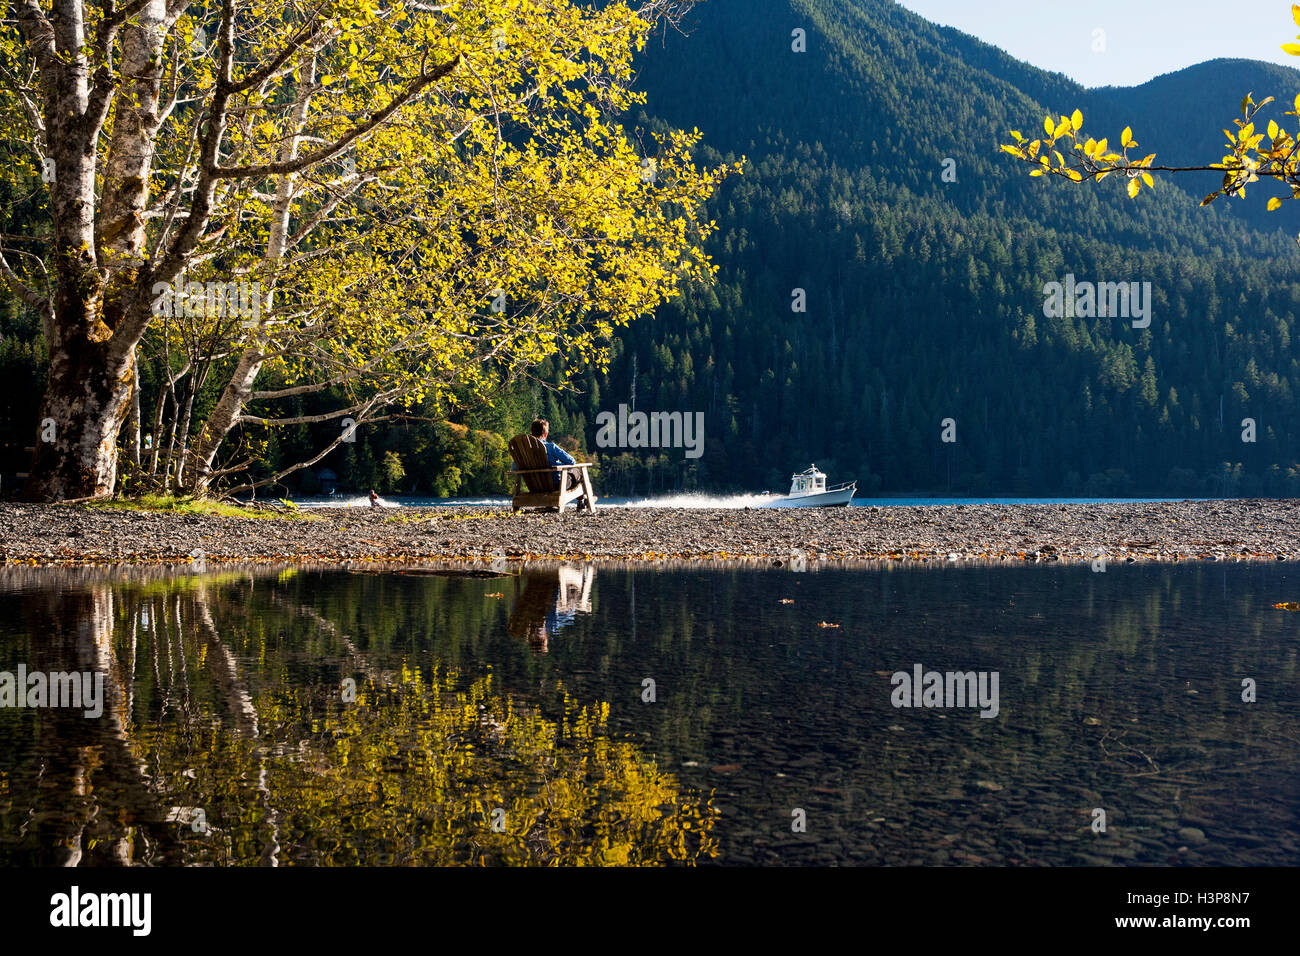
[897,0,1300,87]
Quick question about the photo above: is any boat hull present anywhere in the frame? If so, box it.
[764,486,856,508]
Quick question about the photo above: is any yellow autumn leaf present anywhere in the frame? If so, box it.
[1071,109,1083,129]
[1121,126,1133,147]
[1127,177,1141,198]
[1268,196,1283,210]
[1141,172,1154,189]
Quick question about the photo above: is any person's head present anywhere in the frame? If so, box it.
[530,418,549,439]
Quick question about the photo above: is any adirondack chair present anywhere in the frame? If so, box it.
[507,434,598,514]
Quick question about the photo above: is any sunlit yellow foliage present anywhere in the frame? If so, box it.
[1000,4,1300,212]
[0,1,740,491]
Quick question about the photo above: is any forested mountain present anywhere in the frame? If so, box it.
[541,0,1300,497]
[3,0,1298,499]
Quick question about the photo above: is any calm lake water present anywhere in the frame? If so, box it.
[1,561,1296,866]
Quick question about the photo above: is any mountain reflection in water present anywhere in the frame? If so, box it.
[0,561,1297,866]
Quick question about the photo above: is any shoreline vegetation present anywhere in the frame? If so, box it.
[1,499,1296,568]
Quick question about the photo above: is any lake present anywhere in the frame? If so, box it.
[1,561,1296,866]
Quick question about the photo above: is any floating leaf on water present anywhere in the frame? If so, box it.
[1272,602,1299,611]
[817,621,841,628]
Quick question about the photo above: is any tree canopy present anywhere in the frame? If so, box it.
[0,0,733,499]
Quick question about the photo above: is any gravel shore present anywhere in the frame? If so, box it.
[0,498,1297,567]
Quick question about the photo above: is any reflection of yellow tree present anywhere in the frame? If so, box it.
[1,566,716,866]
[257,666,718,866]
[121,581,717,866]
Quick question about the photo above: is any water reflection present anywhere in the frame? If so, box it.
[507,565,596,652]
[0,566,714,866]
[1,561,1297,867]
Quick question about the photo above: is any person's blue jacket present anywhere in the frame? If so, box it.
[543,440,576,488]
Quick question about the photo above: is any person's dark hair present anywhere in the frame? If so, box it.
[530,418,549,438]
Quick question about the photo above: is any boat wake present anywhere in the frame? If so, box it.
[621,492,779,509]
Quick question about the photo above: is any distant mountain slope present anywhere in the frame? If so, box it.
[635,0,1300,255]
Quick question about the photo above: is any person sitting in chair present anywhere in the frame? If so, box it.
[531,418,578,491]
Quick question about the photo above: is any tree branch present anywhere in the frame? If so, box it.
[207,56,460,179]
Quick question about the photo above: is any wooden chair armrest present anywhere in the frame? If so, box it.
[509,463,591,475]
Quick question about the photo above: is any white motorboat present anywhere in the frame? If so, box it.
[765,465,856,508]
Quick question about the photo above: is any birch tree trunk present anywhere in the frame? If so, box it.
[15,0,169,500]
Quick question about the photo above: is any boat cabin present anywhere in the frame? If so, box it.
[789,465,827,498]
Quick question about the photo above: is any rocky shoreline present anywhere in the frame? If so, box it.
[0,498,1297,567]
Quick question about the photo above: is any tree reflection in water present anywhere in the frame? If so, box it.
[0,565,716,866]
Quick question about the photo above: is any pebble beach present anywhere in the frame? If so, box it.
[1,498,1296,566]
